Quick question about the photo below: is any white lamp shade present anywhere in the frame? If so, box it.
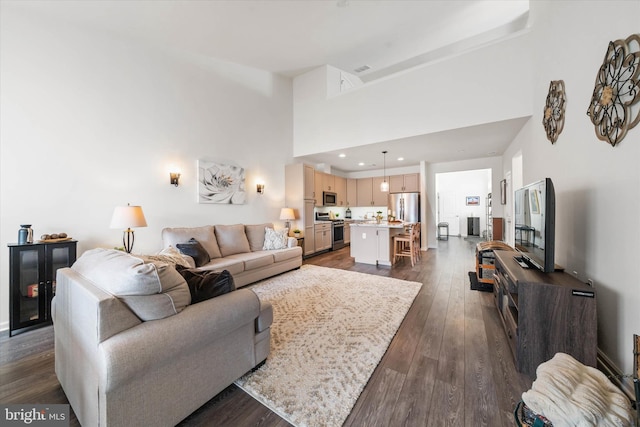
[110,205,148,229]
[279,208,295,221]
[380,180,389,192]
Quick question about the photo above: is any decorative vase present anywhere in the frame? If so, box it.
[18,225,33,245]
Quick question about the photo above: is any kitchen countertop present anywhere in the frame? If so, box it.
[349,221,405,229]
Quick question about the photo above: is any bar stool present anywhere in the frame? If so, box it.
[437,222,449,240]
[393,223,418,266]
[413,223,421,260]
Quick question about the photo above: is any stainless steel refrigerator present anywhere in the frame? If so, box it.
[389,193,420,223]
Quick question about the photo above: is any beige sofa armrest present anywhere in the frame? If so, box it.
[53,268,142,344]
[256,300,273,333]
[99,288,261,391]
[287,236,298,248]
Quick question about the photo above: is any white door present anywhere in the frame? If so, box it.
[438,192,460,236]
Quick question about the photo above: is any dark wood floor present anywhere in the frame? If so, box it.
[0,237,532,426]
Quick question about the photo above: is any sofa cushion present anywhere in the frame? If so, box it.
[272,246,304,262]
[197,257,245,275]
[175,266,235,304]
[263,227,288,250]
[71,248,191,321]
[162,226,222,259]
[176,238,210,267]
[245,223,273,252]
[226,252,275,271]
[214,224,251,257]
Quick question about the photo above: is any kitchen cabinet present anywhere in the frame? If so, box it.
[372,177,389,206]
[346,178,357,207]
[349,223,403,266]
[389,173,419,193]
[304,200,316,256]
[344,222,351,244]
[314,171,324,206]
[303,164,315,200]
[285,163,317,255]
[356,178,373,207]
[356,177,388,207]
[8,240,77,336]
[314,223,332,252]
[322,173,335,192]
[334,176,347,206]
[314,171,335,196]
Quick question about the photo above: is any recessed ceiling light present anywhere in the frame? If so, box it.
[358,162,365,166]
[397,157,404,161]
[339,153,346,158]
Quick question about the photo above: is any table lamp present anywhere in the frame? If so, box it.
[110,204,147,253]
[279,208,295,232]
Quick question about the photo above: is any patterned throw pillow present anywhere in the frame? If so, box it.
[263,227,288,250]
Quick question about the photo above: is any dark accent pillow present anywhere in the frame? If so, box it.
[175,266,235,304]
[176,238,210,267]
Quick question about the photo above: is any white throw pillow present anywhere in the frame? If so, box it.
[263,227,288,250]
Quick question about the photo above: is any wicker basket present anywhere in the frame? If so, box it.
[514,401,554,427]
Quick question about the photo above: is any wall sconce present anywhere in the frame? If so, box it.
[257,183,265,194]
[170,172,181,187]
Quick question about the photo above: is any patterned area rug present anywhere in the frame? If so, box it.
[235,265,422,427]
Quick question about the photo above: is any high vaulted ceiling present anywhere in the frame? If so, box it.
[10,0,531,171]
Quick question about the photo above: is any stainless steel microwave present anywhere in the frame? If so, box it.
[323,191,337,206]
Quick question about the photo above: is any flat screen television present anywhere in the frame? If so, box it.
[513,178,555,273]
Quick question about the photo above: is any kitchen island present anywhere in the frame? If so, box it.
[349,222,406,266]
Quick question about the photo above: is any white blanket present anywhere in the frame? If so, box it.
[522,353,634,427]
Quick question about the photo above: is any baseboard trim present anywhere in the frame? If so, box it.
[597,348,637,407]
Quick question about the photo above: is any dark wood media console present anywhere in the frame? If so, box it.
[493,250,597,377]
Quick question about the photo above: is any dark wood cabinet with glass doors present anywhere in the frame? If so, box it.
[8,240,77,336]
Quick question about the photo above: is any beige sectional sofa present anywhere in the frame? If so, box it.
[161,223,303,287]
[52,223,301,427]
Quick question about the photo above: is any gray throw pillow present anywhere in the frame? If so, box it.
[176,238,210,267]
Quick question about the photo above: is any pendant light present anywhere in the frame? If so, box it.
[380,150,389,192]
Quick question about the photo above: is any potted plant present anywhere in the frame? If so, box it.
[292,229,301,237]
[376,211,383,224]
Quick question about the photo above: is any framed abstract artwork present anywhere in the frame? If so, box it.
[197,160,246,204]
[466,196,480,206]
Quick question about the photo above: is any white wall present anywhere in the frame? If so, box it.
[0,6,293,330]
[502,0,640,373]
[293,31,532,156]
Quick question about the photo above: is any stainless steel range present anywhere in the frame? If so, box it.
[315,212,345,250]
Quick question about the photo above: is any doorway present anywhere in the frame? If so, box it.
[436,169,492,239]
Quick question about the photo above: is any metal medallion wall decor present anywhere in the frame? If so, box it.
[586,33,640,147]
[543,80,567,144]
[198,159,246,204]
